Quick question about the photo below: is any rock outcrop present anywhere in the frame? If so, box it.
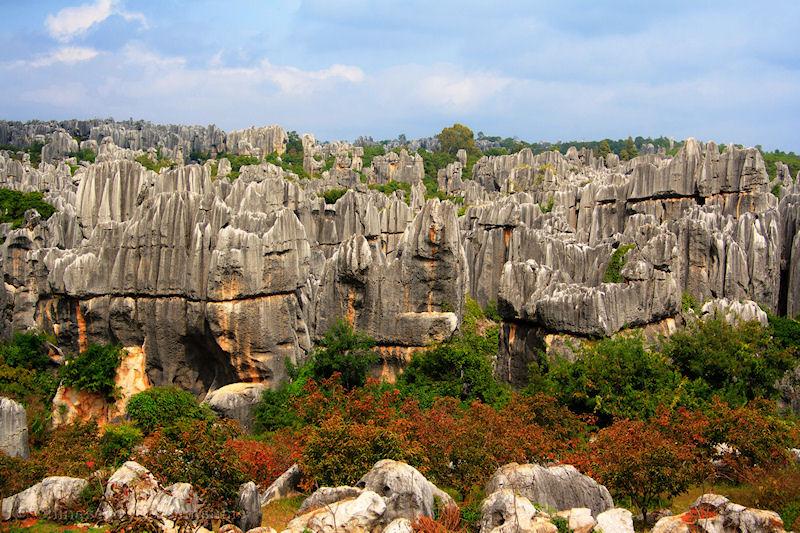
[485,463,613,517]
[1,477,87,520]
[0,121,798,396]
[652,494,786,533]
[0,397,29,459]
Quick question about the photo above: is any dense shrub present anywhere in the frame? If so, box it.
[134,154,174,173]
[60,344,122,400]
[539,335,694,423]
[662,319,796,406]
[369,179,412,202]
[137,419,245,514]
[768,313,800,350]
[602,243,635,283]
[99,423,143,466]
[361,144,385,168]
[228,430,303,487]
[0,188,56,228]
[400,327,507,408]
[0,420,101,499]
[300,415,411,489]
[310,320,378,390]
[0,331,51,370]
[321,188,347,204]
[0,351,58,404]
[69,147,96,163]
[126,386,214,434]
[574,418,701,524]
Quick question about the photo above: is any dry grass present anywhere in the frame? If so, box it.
[261,495,305,530]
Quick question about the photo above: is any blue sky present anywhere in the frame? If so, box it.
[1,1,798,150]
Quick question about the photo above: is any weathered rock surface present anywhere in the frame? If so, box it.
[485,463,613,517]
[700,298,768,325]
[284,490,386,532]
[1,476,87,520]
[0,396,29,459]
[595,508,635,533]
[260,464,302,506]
[238,481,262,531]
[292,460,452,531]
[0,121,798,395]
[98,461,201,523]
[355,459,455,523]
[480,489,556,533]
[652,494,786,533]
[204,382,267,431]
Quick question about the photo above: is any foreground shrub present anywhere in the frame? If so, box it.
[0,420,101,499]
[300,415,412,489]
[736,462,800,530]
[60,344,122,400]
[99,423,143,466]
[126,386,214,434]
[574,418,701,524]
[137,419,245,514]
[228,430,304,487]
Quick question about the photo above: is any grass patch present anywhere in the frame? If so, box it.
[261,495,305,530]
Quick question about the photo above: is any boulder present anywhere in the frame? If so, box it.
[260,464,302,506]
[355,459,455,523]
[0,396,29,459]
[595,508,634,533]
[1,476,87,520]
[555,508,596,533]
[284,490,386,532]
[485,463,613,517]
[98,461,200,523]
[384,517,414,533]
[700,298,768,326]
[204,382,267,431]
[479,489,556,533]
[238,481,262,531]
[297,486,363,514]
[652,494,786,533]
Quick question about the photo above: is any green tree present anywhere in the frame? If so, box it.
[437,124,479,157]
[661,319,796,406]
[311,320,379,389]
[620,137,638,160]
[126,386,214,434]
[596,139,612,158]
[60,344,122,400]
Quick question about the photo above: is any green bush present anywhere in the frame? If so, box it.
[0,331,51,370]
[368,179,412,202]
[135,154,174,173]
[60,344,122,400]
[69,147,96,163]
[311,320,378,390]
[768,313,800,350]
[603,243,635,283]
[361,145,385,168]
[321,188,347,204]
[540,335,694,423]
[126,386,214,434]
[0,188,56,228]
[99,423,143,466]
[661,319,796,406]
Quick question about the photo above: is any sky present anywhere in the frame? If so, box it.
[0,1,798,150]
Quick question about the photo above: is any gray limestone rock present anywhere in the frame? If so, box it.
[0,397,29,459]
[237,481,262,531]
[485,463,613,517]
[2,476,87,520]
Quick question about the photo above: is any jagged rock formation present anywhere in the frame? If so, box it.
[653,494,786,533]
[0,120,798,395]
[0,397,29,459]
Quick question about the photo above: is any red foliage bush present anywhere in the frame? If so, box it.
[228,429,305,487]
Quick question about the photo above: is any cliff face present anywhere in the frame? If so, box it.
[0,122,797,393]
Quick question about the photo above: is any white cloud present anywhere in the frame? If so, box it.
[45,0,147,42]
[415,71,512,110]
[19,46,100,68]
